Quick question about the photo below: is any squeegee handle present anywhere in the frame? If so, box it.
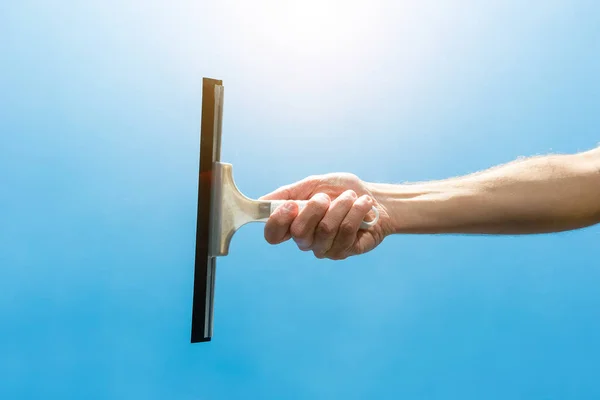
[269,200,379,230]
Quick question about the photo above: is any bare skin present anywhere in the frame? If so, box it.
[261,146,600,260]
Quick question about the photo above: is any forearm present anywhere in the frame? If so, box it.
[370,148,600,235]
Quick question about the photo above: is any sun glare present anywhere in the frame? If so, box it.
[225,0,384,86]
[266,1,363,57]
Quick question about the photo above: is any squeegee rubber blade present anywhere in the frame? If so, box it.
[191,78,223,343]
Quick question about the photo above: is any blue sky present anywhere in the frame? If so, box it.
[1,0,599,398]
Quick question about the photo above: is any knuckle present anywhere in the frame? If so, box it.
[290,223,308,239]
[280,187,292,199]
[313,250,327,259]
[340,172,360,182]
[316,221,335,236]
[325,249,346,260]
[339,221,356,236]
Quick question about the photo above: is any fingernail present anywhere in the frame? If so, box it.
[294,238,310,250]
[284,202,296,212]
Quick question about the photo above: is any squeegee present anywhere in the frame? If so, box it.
[191,78,380,343]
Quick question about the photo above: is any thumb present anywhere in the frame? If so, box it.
[259,176,316,201]
[259,186,292,201]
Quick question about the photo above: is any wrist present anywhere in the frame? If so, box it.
[367,181,479,234]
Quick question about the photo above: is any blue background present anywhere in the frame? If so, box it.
[1,0,599,398]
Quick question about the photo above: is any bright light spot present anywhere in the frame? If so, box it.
[222,0,385,91]
[259,0,369,58]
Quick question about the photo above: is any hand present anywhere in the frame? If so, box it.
[259,173,393,260]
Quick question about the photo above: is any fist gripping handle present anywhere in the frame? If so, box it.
[269,200,380,230]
